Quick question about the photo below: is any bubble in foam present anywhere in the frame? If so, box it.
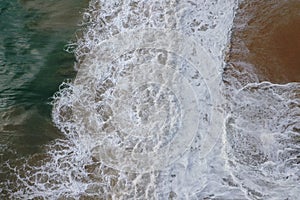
[68,29,223,172]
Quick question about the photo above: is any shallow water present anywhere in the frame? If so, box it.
[226,0,300,83]
[1,0,300,199]
[224,0,300,199]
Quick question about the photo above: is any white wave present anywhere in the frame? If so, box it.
[50,0,237,197]
[9,0,294,199]
[225,81,300,199]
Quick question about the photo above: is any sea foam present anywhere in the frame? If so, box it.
[5,0,299,199]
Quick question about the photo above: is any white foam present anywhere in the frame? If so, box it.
[72,29,225,173]
[3,0,265,199]
[225,81,300,199]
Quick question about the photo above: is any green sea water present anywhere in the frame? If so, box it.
[0,0,88,162]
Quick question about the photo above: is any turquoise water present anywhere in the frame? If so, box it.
[0,0,87,160]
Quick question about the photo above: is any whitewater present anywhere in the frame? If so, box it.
[2,0,299,199]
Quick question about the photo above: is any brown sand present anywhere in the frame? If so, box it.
[226,0,300,83]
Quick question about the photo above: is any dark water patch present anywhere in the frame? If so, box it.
[0,0,88,161]
[225,0,300,84]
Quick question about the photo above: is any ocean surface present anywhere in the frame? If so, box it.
[0,0,89,154]
[0,0,299,199]
[0,0,88,195]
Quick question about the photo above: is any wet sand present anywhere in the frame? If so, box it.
[226,0,300,83]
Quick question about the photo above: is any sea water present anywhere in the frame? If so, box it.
[0,0,88,197]
[1,0,299,199]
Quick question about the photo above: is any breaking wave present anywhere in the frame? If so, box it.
[2,0,299,199]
